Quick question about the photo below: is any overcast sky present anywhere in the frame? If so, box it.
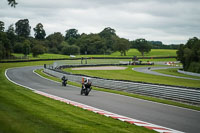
[1,0,200,44]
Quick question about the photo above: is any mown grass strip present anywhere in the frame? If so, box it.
[0,61,155,133]
[35,69,200,111]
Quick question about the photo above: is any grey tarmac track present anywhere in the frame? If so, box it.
[6,66,200,133]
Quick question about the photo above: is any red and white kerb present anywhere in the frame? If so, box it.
[34,90,183,133]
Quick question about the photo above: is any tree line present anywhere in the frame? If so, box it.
[0,19,131,59]
[0,19,180,59]
[177,37,200,73]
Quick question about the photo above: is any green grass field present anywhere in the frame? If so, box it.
[64,65,200,88]
[10,49,177,61]
[0,61,155,133]
[12,53,70,59]
[111,49,177,57]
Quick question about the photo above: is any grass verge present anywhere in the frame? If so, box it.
[0,61,155,133]
[35,69,200,111]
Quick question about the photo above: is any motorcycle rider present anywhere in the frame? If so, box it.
[61,76,68,86]
[81,77,92,95]
[83,78,91,89]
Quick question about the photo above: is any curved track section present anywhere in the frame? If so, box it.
[6,66,200,133]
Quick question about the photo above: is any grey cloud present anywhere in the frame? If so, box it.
[0,0,199,44]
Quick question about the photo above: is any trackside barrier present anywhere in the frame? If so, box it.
[44,68,200,105]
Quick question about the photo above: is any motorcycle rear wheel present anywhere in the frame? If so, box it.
[80,89,84,95]
[85,88,89,96]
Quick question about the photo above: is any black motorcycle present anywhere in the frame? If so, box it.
[61,76,68,86]
[81,77,92,96]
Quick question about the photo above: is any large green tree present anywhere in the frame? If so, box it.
[13,42,23,53]
[0,32,11,58]
[62,44,80,55]
[34,23,46,40]
[113,37,130,56]
[65,28,80,45]
[22,40,31,57]
[99,27,116,52]
[32,44,45,57]
[77,34,106,55]
[99,27,116,37]
[177,37,200,73]
[6,24,16,47]
[0,41,5,59]
[46,32,64,53]
[0,21,5,32]
[46,32,64,48]
[134,38,151,56]
[15,19,31,38]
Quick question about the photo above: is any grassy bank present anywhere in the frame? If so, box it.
[0,61,155,133]
[12,53,70,60]
[35,69,200,111]
[64,65,200,88]
[111,49,177,57]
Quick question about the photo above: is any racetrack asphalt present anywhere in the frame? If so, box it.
[6,66,200,133]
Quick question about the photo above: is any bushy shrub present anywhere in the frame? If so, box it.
[188,62,200,73]
[32,45,45,57]
[49,47,58,54]
[13,42,23,53]
[62,45,80,55]
[177,37,200,73]
[0,42,5,59]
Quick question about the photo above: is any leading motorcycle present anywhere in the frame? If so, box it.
[81,77,92,96]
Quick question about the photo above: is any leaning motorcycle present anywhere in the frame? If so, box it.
[61,76,68,86]
[81,77,92,96]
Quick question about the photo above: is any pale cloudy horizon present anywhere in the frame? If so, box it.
[1,0,200,44]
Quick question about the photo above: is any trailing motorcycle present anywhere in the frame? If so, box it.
[61,76,68,86]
